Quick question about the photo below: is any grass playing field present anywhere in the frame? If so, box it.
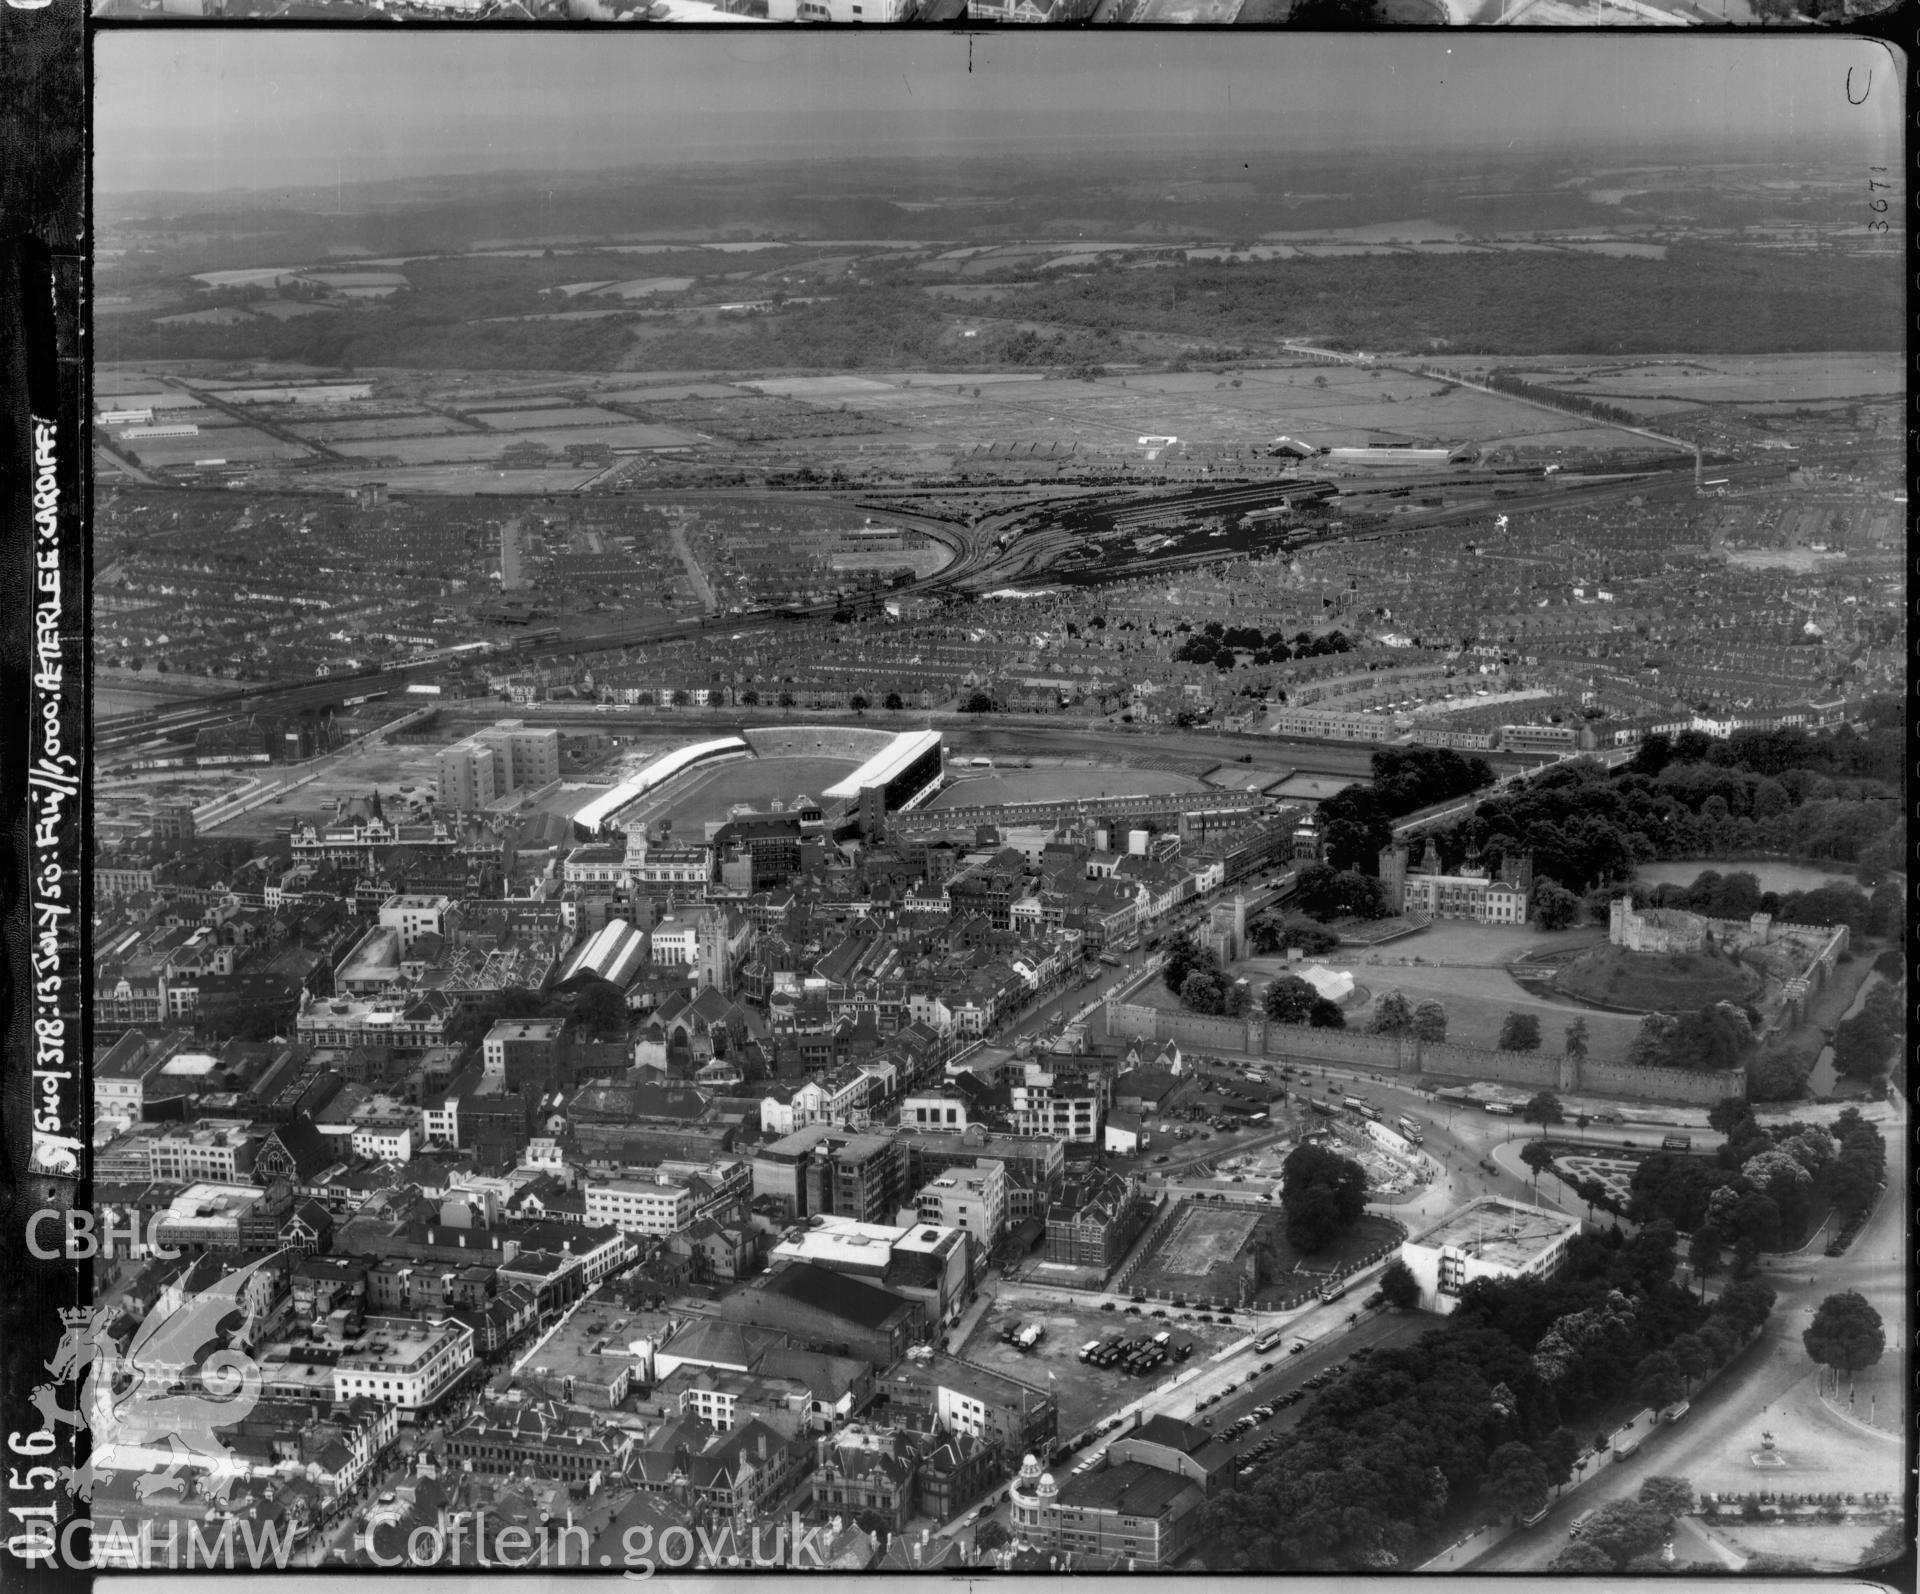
[640,754,861,831]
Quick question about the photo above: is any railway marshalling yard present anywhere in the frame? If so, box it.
[92,332,1899,853]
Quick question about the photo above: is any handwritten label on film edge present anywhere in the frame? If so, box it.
[29,417,80,1180]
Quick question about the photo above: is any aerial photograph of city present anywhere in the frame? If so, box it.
[70,30,1903,1580]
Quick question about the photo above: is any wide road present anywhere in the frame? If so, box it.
[1472,1095,1907,1570]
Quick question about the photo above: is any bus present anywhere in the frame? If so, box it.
[1661,1134,1693,1152]
[1253,1329,1286,1354]
[1342,1097,1382,1123]
[1319,1280,1349,1304]
[1396,1115,1424,1144]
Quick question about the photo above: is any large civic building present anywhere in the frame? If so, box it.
[1395,1196,1582,1314]
[436,720,562,811]
[1378,838,1531,925]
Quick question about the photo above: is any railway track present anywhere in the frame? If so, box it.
[96,452,1788,754]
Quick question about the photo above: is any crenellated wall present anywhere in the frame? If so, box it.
[1100,998,1744,1106]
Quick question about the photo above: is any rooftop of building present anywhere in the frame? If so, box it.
[824,729,943,802]
[1129,1414,1208,1455]
[1053,1456,1198,1517]
[159,1182,273,1220]
[759,1261,917,1332]
[485,1018,567,1042]
[1406,1195,1582,1270]
[884,1350,1049,1409]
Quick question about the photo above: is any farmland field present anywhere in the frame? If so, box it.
[1416,352,1899,403]
[462,395,579,412]
[251,302,339,321]
[328,424,703,462]
[120,430,309,465]
[96,391,206,411]
[314,463,605,494]
[744,375,898,398]
[474,406,640,430]
[599,383,746,402]
[296,416,473,441]
[155,307,255,326]
[96,368,179,395]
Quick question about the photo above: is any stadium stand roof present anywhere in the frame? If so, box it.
[824,729,943,802]
[572,737,748,833]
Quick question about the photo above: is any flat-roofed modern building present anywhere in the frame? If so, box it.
[771,1215,972,1326]
[914,1159,1007,1247]
[1397,1195,1582,1314]
[379,893,453,954]
[899,1125,1064,1225]
[329,1313,475,1413]
[148,1120,259,1183]
[584,1176,694,1236]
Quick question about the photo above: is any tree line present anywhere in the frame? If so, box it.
[1194,1218,1777,1568]
[1317,752,1896,921]
[1628,1100,1885,1263]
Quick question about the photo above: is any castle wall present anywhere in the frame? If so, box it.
[1575,1056,1748,1105]
[1610,897,1851,1013]
[1100,999,1743,1106]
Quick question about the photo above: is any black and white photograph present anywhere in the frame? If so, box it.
[6,26,1908,1589]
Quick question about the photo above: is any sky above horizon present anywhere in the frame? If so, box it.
[95,34,1900,197]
